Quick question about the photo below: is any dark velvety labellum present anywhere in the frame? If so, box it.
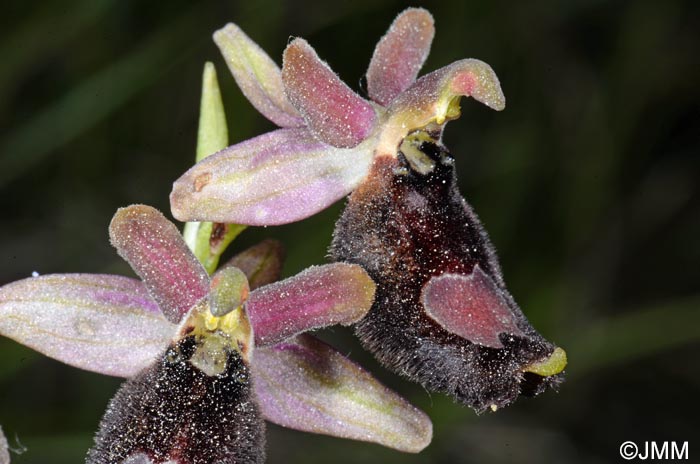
[330,136,563,413]
[87,336,265,464]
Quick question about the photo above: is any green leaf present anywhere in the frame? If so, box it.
[196,62,229,163]
[183,63,246,273]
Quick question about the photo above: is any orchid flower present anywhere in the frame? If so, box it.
[170,8,503,225]
[170,7,567,414]
[0,205,432,462]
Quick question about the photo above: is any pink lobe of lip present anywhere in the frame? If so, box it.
[421,265,523,348]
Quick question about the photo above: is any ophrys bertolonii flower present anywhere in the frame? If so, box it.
[170,8,566,413]
[0,205,432,463]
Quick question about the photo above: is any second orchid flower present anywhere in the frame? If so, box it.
[0,205,431,463]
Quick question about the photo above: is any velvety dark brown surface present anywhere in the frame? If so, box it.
[87,336,265,464]
[331,140,562,412]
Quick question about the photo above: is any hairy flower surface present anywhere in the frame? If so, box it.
[170,8,567,413]
[0,205,432,462]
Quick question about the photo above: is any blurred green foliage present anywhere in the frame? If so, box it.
[1,0,698,462]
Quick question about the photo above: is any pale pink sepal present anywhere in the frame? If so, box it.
[245,263,375,346]
[421,266,523,348]
[170,128,374,226]
[0,274,173,377]
[109,205,210,323]
[366,8,434,106]
[253,335,432,453]
[282,39,377,148]
[214,23,304,128]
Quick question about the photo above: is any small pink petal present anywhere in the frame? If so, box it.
[0,274,173,377]
[219,239,285,290]
[366,8,434,106]
[246,263,375,346]
[282,39,377,148]
[214,23,304,127]
[253,334,432,453]
[170,128,374,226]
[380,59,505,151]
[109,205,210,323]
[421,266,523,348]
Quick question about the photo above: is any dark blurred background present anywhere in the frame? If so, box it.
[1,0,698,462]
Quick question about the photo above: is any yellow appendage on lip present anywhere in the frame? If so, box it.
[523,347,567,376]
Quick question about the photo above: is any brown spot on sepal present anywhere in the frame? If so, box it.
[87,336,265,464]
[330,138,563,413]
[194,172,211,192]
